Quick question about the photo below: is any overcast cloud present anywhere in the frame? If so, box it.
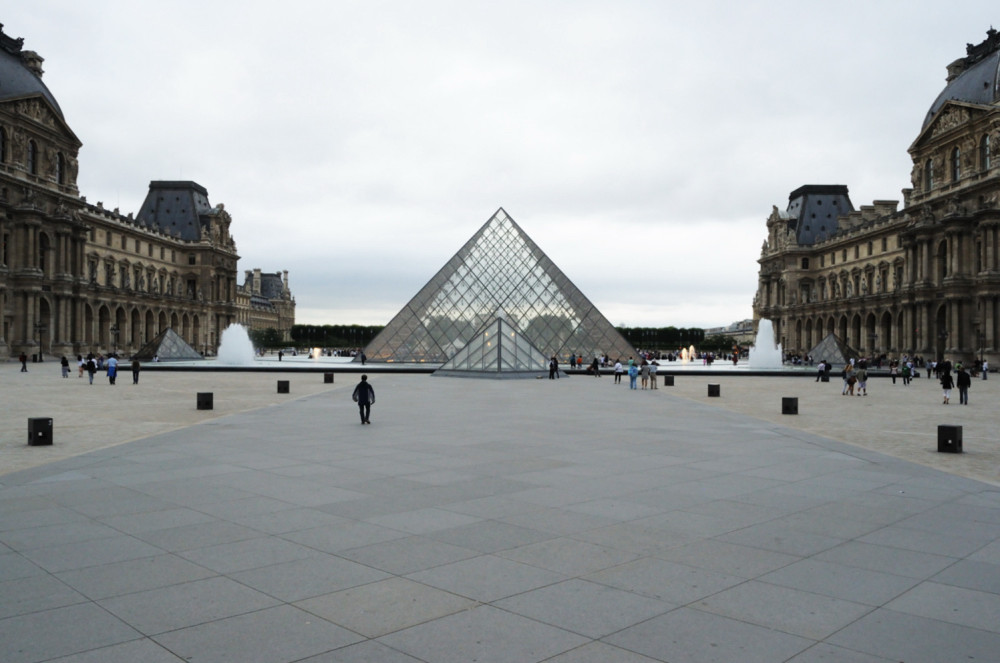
[7,2,997,327]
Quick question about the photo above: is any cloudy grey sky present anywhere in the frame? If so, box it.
[8,2,997,327]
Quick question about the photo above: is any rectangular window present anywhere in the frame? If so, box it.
[800,257,809,269]
[867,241,873,256]
[160,247,165,260]
[148,244,153,257]
[831,253,836,265]
[188,254,196,266]
[881,237,887,251]
[135,238,141,252]
[842,249,847,262]
[106,231,113,247]
[820,255,825,268]
[854,246,860,259]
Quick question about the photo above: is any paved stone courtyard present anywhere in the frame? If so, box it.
[2,364,999,662]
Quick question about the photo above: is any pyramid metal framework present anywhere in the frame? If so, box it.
[133,327,204,362]
[807,333,859,368]
[434,316,550,378]
[362,208,637,365]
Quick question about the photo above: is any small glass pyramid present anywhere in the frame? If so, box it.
[434,315,550,378]
[362,208,636,367]
[132,327,204,361]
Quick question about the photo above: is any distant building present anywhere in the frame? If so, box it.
[236,269,295,341]
[1,24,242,357]
[755,28,1000,365]
[702,319,755,346]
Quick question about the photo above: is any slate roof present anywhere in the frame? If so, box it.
[0,25,63,116]
[135,181,215,240]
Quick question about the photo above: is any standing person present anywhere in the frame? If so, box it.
[940,370,954,405]
[890,361,898,384]
[352,374,375,424]
[649,360,658,389]
[106,354,118,385]
[60,356,70,378]
[569,353,576,371]
[640,360,650,390]
[957,366,971,405]
[548,356,560,379]
[86,355,97,385]
[815,360,826,382]
[77,354,85,377]
[983,359,989,380]
[628,362,639,390]
[856,365,868,396]
[901,362,911,386]
[841,364,853,395]
[131,358,141,384]
[614,359,623,384]
[590,357,601,377]
[19,352,28,372]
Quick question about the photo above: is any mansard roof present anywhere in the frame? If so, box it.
[923,27,1000,128]
[0,24,63,117]
[135,181,216,241]
[786,185,854,246]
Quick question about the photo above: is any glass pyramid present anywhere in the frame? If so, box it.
[807,333,858,368]
[362,208,636,367]
[434,315,550,378]
[133,327,204,361]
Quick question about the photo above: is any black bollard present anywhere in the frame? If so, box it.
[197,392,214,410]
[782,397,798,415]
[28,418,53,446]
[662,375,674,387]
[277,380,290,394]
[324,373,334,384]
[937,425,963,453]
[708,384,720,397]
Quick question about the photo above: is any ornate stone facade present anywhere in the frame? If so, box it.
[755,28,1000,365]
[1,25,241,358]
[236,269,295,341]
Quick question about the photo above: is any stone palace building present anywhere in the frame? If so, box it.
[756,28,1000,366]
[1,24,292,358]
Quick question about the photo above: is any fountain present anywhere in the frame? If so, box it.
[749,319,783,369]
[216,324,256,366]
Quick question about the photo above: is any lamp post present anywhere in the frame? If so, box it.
[109,324,119,356]
[33,322,46,362]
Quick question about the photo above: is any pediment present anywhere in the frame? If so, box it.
[911,100,991,149]
[1,93,81,145]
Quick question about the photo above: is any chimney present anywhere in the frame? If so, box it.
[283,270,289,294]
[253,268,262,295]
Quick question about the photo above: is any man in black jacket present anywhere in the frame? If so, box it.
[352,375,375,424]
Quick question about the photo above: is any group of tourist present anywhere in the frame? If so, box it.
[815,355,988,405]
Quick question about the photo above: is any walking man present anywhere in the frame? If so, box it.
[352,374,375,424]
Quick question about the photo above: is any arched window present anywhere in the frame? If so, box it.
[951,147,961,182]
[0,127,6,164]
[924,158,934,190]
[56,152,65,184]
[981,134,992,171]
[27,140,37,175]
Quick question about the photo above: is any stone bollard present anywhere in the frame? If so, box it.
[782,397,798,415]
[820,374,829,382]
[708,384,720,397]
[277,380,290,394]
[937,425,963,453]
[197,392,214,410]
[324,373,334,384]
[662,375,674,387]
[28,418,53,446]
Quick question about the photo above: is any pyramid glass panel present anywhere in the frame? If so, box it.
[362,208,636,368]
[435,317,550,378]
